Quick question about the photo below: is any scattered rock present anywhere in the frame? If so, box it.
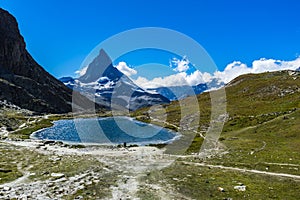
[47,182,54,187]
[0,168,12,173]
[51,173,65,179]
[218,187,225,192]
[6,127,13,131]
[3,186,11,191]
[234,185,246,191]
[49,156,61,162]
[77,185,85,190]
[42,171,49,175]
[55,141,64,146]
[44,140,56,145]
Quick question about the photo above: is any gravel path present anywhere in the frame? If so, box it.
[182,161,300,180]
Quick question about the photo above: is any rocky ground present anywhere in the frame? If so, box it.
[1,135,299,199]
[0,137,181,200]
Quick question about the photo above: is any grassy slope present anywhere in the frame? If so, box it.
[134,70,300,199]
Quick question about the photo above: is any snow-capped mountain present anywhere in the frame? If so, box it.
[60,49,169,111]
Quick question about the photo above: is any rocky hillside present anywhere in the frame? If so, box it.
[135,70,300,148]
[0,8,95,114]
[132,70,300,199]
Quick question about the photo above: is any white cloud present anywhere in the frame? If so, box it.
[202,72,213,83]
[170,57,190,72]
[75,66,88,76]
[252,58,300,72]
[186,70,205,86]
[134,70,207,88]
[213,61,251,83]
[215,57,300,83]
[133,57,300,88]
[115,61,137,77]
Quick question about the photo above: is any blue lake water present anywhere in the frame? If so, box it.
[31,117,179,145]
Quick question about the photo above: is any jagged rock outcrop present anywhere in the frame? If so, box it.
[0,8,98,113]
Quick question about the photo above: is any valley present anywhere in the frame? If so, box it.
[0,70,299,199]
[0,5,299,200]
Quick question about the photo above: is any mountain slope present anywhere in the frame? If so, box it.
[60,49,170,111]
[133,70,300,199]
[134,70,300,155]
[0,8,96,114]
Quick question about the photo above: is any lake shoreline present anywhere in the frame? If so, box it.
[29,115,181,147]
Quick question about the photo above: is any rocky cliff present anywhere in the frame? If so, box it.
[0,8,96,114]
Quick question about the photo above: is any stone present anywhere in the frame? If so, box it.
[77,185,85,190]
[218,187,225,192]
[0,168,12,173]
[3,186,10,191]
[234,185,246,191]
[50,173,65,179]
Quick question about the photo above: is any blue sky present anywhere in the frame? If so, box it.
[1,0,300,79]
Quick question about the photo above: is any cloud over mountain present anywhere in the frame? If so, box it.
[115,62,137,77]
[134,70,211,88]
[214,57,300,83]
[134,57,300,88]
[75,66,88,76]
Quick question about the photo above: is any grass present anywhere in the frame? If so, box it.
[132,70,300,198]
[0,110,27,132]
[28,154,102,180]
[10,118,54,139]
[210,109,300,175]
[0,143,23,184]
[144,161,300,200]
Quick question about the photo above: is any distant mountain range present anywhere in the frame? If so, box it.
[0,8,103,114]
[60,49,170,111]
[147,78,224,101]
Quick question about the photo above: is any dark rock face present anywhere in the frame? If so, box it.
[0,8,94,113]
[79,49,123,83]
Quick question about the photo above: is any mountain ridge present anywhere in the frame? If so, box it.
[0,8,101,114]
[146,78,224,101]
